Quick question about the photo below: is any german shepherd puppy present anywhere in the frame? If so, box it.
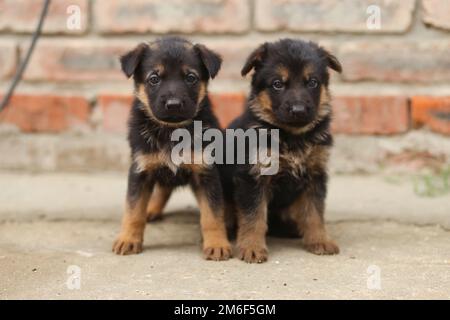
[222,39,342,263]
[113,37,232,261]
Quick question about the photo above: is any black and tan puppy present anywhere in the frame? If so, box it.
[222,39,342,263]
[113,37,232,261]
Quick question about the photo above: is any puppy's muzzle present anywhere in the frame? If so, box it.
[289,104,309,117]
[165,98,183,111]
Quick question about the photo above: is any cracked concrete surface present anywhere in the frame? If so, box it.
[0,172,449,299]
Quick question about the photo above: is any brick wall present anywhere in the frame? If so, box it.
[0,0,449,135]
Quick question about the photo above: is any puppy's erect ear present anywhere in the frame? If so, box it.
[320,48,342,73]
[194,44,222,79]
[241,43,268,77]
[120,43,149,78]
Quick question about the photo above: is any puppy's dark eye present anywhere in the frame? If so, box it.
[272,80,284,91]
[307,78,319,89]
[186,73,198,85]
[148,74,161,86]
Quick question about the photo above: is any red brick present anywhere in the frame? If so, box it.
[94,0,250,34]
[210,93,246,128]
[97,95,133,133]
[0,0,89,34]
[332,96,410,135]
[22,40,130,81]
[411,96,450,135]
[21,39,253,85]
[340,41,450,82]
[0,42,16,79]
[208,40,255,82]
[0,94,90,132]
[422,0,450,30]
[255,0,415,33]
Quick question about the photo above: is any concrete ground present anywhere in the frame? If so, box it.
[0,172,449,299]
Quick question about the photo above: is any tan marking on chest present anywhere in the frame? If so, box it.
[134,151,212,175]
[305,146,330,174]
[134,151,177,173]
[279,149,310,177]
[279,146,330,177]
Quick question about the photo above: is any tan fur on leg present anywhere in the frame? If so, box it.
[194,188,232,261]
[113,189,151,255]
[236,200,269,263]
[146,184,172,222]
[289,192,339,255]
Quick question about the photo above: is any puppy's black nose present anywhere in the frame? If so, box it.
[165,98,183,110]
[290,104,307,115]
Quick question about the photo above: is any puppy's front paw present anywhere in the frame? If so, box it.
[304,240,339,255]
[238,245,268,263]
[112,236,143,255]
[203,244,233,261]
